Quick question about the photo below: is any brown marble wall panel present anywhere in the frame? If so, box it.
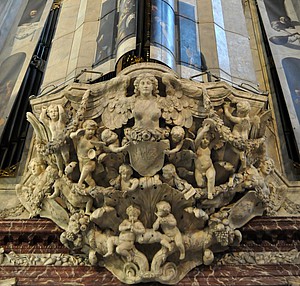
[0,219,64,254]
[0,218,299,285]
[0,265,299,285]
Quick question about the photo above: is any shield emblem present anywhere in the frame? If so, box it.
[128,140,169,176]
[228,191,264,228]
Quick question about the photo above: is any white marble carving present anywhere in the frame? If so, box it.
[17,65,287,284]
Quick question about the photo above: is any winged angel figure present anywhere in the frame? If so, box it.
[65,72,209,176]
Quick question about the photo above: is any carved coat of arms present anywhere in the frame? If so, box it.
[15,65,286,284]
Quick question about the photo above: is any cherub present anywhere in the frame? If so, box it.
[161,164,195,200]
[165,126,185,155]
[40,104,70,176]
[16,158,54,217]
[99,129,129,157]
[110,164,139,195]
[224,101,251,140]
[70,120,102,188]
[194,122,218,200]
[153,201,185,260]
[48,162,93,215]
[91,129,128,162]
[104,205,145,260]
[224,101,251,169]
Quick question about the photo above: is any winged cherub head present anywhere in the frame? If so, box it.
[134,73,159,98]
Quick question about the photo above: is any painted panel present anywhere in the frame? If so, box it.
[150,0,176,69]
[257,0,300,153]
[178,1,201,71]
[95,0,117,66]
[0,0,52,140]
[94,0,137,69]
[115,0,137,61]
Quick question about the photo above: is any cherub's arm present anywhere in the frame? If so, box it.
[70,129,85,149]
[166,140,184,155]
[153,217,160,231]
[39,106,49,125]
[119,219,131,232]
[91,140,106,149]
[57,104,67,124]
[133,221,145,235]
[224,104,241,124]
[106,141,130,153]
[195,123,210,148]
[70,129,85,140]
[110,175,121,189]
[165,214,177,227]
[128,178,139,191]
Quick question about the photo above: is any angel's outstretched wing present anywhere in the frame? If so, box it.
[249,109,272,139]
[66,75,133,130]
[26,112,50,142]
[160,74,208,128]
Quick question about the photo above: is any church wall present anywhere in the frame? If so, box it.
[1,0,300,285]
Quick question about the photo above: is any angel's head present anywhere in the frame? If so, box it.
[28,158,46,176]
[236,101,251,116]
[47,105,59,121]
[126,205,141,221]
[162,164,177,180]
[134,73,159,98]
[170,126,185,143]
[82,120,98,138]
[101,129,118,144]
[119,164,133,179]
[30,10,37,19]
[259,157,274,176]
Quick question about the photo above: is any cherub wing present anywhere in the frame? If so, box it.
[65,75,133,130]
[98,81,135,130]
[26,112,50,142]
[160,74,211,128]
[249,109,272,139]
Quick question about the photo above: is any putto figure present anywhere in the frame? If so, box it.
[153,201,185,260]
[40,104,70,176]
[194,122,218,199]
[70,119,102,188]
[104,205,145,261]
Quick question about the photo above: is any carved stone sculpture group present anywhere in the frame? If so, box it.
[15,68,286,284]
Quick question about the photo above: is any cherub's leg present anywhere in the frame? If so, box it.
[85,198,93,215]
[61,145,70,164]
[85,175,96,187]
[78,161,96,188]
[175,233,185,260]
[195,169,205,187]
[203,248,214,265]
[103,236,118,257]
[228,174,235,187]
[116,241,133,260]
[206,166,216,200]
[160,238,172,251]
[240,151,246,170]
[89,249,97,265]
[55,153,64,177]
